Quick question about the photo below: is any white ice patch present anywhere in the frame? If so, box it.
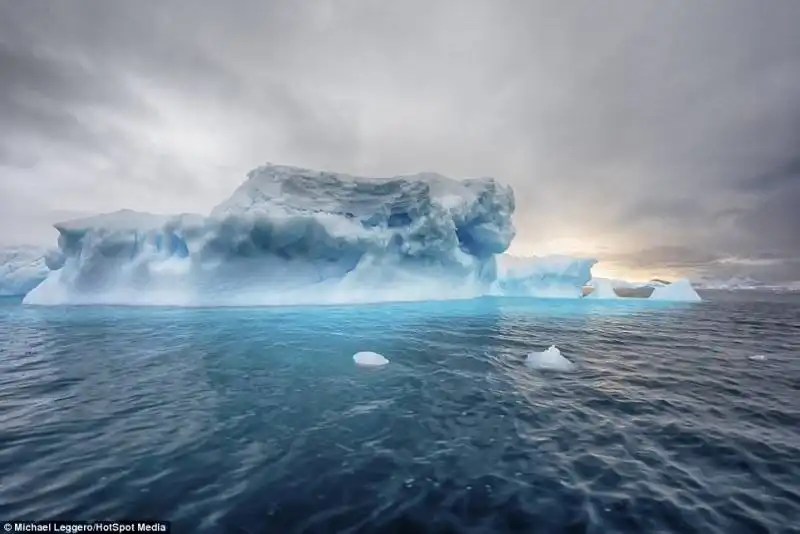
[525,345,575,371]
[353,351,389,367]
[584,277,702,302]
[493,254,596,298]
[0,246,50,296]
[648,278,702,302]
[586,278,621,299]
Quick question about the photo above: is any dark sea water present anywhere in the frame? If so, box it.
[1,291,799,533]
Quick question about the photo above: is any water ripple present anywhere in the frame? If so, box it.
[0,293,798,533]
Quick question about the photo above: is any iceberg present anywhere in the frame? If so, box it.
[585,277,622,299]
[18,163,703,306]
[648,278,702,302]
[525,345,575,371]
[353,351,390,367]
[0,246,50,296]
[583,276,702,301]
[490,254,701,301]
[494,254,596,298]
[24,165,516,306]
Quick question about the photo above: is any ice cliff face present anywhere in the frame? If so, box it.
[25,165,516,306]
[0,246,49,296]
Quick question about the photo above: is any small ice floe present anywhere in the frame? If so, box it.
[749,354,767,361]
[525,345,575,371]
[353,351,389,367]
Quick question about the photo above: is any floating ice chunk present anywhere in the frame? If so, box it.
[648,278,702,302]
[353,351,389,367]
[525,345,575,371]
[749,354,767,361]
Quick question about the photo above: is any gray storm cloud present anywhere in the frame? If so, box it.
[1,0,799,284]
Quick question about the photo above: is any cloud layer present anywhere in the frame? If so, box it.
[1,0,799,283]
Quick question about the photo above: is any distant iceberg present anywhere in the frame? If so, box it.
[493,254,596,298]
[492,256,702,302]
[583,276,701,302]
[0,246,49,296]
[648,278,702,302]
[694,277,800,292]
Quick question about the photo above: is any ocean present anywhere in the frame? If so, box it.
[1,291,798,533]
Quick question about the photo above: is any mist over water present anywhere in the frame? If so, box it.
[1,291,799,533]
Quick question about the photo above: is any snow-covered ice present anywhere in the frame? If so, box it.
[648,279,702,302]
[494,254,596,298]
[585,277,621,299]
[14,163,703,307]
[494,257,702,302]
[0,246,49,296]
[353,351,389,366]
[525,345,575,371]
[583,276,702,302]
[24,164,515,306]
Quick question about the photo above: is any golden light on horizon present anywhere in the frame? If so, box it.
[507,238,685,283]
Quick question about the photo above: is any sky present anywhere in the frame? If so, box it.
[1,0,799,284]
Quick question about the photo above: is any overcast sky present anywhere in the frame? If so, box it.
[1,0,799,283]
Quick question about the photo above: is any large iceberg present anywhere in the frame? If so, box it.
[19,164,702,306]
[24,165,516,306]
[0,246,50,296]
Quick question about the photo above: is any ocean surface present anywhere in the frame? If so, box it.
[1,291,799,533]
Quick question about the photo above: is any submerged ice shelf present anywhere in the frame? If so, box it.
[11,163,700,306]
